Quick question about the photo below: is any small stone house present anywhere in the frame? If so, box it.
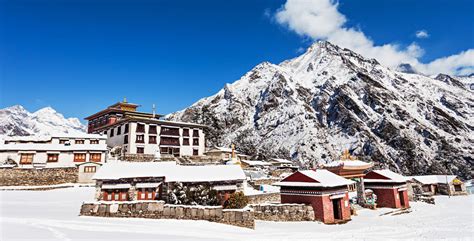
[268,158,297,169]
[77,162,103,183]
[409,175,467,196]
[364,169,410,209]
[275,169,354,224]
[240,160,272,170]
[92,162,246,203]
[204,146,249,162]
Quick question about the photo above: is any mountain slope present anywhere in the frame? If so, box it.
[0,105,86,137]
[168,41,473,179]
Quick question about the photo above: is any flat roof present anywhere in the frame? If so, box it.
[3,134,106,142]
[0,143,108,152]
[93,162,246,183]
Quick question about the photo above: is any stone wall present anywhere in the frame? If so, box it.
[248,178,279,186]
[249,203,315,221]
[246,192,281,204]
[79,201,317,229]
[80,201,254,229]
[0,167,78,186]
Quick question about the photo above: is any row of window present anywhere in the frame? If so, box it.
[103,190,128,201]
[158,147,199,156]
[84,166,97,173]
[19,153,102,164]
[102,188,157,201]
[59,139,100,144]
[107,123,200,138]
[134,136,199,146]
[109,124,129,137]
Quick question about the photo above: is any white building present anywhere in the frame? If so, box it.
[0,134,108,169]
[268,158,297,169]
[205,146,250,162]
[85,101,206,158]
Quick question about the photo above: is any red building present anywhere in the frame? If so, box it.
[275,169,354,224]
[364,169,410,209]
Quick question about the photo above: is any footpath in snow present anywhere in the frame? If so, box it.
[0,187,473,240]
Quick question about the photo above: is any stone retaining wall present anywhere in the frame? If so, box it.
[246,192,281,204]
[249,203,315,221]
[79,201,316,229]
[0,168,78,186]
[80,201,254,229]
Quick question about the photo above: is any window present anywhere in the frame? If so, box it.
[124,135,129,144]
[110,129,114,137]
[90,153,102,162]
[149,125,157,134]
[137,147,144,154]
[90,139,99,144]
[348,183,356,192]
[183,129,189,136]
[20,153,34,164]
[84,166,96,173]
[47,154,59,162]
[160,127,180,136]
[75,140,85,144]
[193,129,199,137]
[124,124,129,133]
[160,137,180,146]
[103,190,128,201]
[116,126,121,135]
[149,135,157,144]
[454,185,462,192]
[59,139,68,144]
[193,138,199,146]
[74,153,86,162]
[183,138,190,146]
[138,188,155,200]
[193,149,199,156]
[136,123,145,133]
[136,135,144,143]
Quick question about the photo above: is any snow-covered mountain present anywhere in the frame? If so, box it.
[0,105,86,137]
[168,41,473,179]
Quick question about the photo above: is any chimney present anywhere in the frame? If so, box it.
[152,104,156,118]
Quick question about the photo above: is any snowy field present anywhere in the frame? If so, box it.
[0,187,472,241]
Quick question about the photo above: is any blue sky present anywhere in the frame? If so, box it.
[1,0,473,122]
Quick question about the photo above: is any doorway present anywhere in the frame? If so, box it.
[332,199,342,220]
[399,191,405,207]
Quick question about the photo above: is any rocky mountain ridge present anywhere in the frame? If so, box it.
[169,41,473,179]
[0,105,86,138]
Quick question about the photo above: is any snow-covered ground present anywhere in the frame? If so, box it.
[0,187,472,241]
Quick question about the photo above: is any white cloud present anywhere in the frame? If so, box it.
[275,0,473,76]
[415,30,429,39]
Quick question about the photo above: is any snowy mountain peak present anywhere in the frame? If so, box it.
[169,40,473,179]
[0,105,86,137]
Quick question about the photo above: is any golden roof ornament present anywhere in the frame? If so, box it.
[341,149,357,160]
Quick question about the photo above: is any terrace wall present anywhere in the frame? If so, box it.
[246,192,281,204]
[0,167,78,186]
[80,201,254,229]
[79,201,316,229]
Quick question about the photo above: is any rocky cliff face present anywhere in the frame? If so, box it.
[0,105,86,137]
[169,41,473,179]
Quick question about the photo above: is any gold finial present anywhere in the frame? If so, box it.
[231,144,236,159]
[123,97,127,103]
[341,149,356,160]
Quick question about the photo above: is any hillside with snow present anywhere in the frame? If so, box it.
[0,105,86,138]
[169,41,473,179]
